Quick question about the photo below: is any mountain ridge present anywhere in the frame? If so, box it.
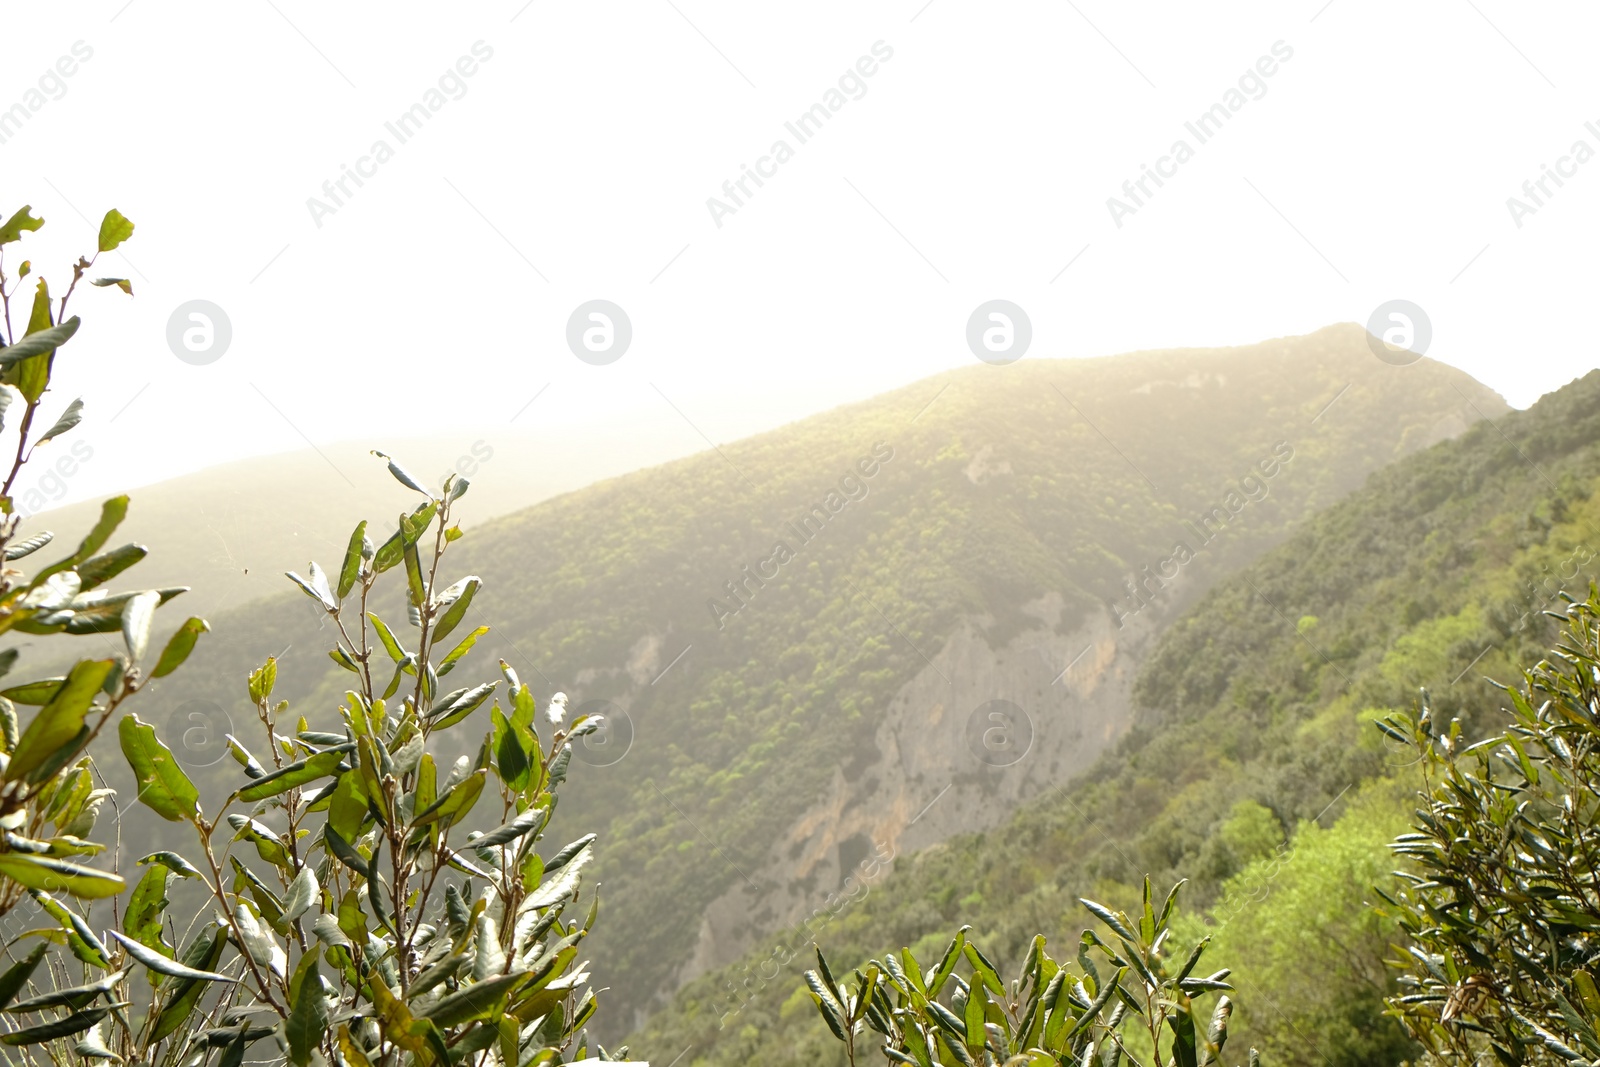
[625,365,1600,1064]
[52,322,1507,1036]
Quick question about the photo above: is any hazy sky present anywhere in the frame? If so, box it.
[4,0,1596,508]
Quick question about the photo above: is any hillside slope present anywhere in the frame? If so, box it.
[78,323,1505,1034]
[29,426,682,620]
[628,368,1600,1065]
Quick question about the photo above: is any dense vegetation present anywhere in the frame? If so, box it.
[125,327,1502,1035]
[627,370,1600,1064]
[1382,588,1600,1063]
[804,882,1260,1065]
[99,470,626,1065]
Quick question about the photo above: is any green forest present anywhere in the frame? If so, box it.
[630,366,1600,1064]
[0,205,1597,1066]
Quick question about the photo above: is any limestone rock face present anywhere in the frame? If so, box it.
[666,582,1186,1000]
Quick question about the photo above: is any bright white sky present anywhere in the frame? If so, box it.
[4,0,1597,507]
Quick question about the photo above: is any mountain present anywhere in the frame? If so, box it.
[626,368,1600,1065]
[28,426,686,621]
[63,323,1506,1038]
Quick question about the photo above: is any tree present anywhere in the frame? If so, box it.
[0,200,626,1065]
[0,203,207,911]
[68,460,632,1065]
[805,878,1261,1066]
[1171,780,1416,1065]
[1379,584,1600,1064]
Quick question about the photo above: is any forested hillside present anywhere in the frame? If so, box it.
[628,368,1600,1065]
[69,323,1504,1036]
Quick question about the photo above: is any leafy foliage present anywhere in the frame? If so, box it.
[71,470,631,1065]
[1169,779,1416,1066]
[0,205,203,913]
[1380,585,1600,1064]
[806,881,1257,1066]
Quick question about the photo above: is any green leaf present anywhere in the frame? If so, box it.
[230,857,285,931]
[33,496,127,584]
[311,914,350,950]
[0,855,123,899]
[3,533,52,562]
[1063,966,1126,1043]
[225,815,290,869]
[962,973,985,1050]
[1169,998,1199,1067]
[151,617,208,678]
[427,682,495,726]
[412,768,485,829]
[73,1022,118,1061]
[216,1028,249,1067]
[0,944,48,1010]
[525,840,593,910]
[0,698,14,754]
[122,865,170,955]
[6,969,123,1012]
[226,735,266,778]
[121,589,160,662]
[8,281,53,401]
[432,576,480,644]
[323,825,370,880]
[0,207,44,245]
[476,807,546,849]
[0,317,76,368]
[76,543,147,590]
[425,971,530,1028]
[137,851,202,879]
[282,865,318,922]
[232,903,285,977]
[437,626,489,677]
[368,613,407,662]
[326,771,368,843]
[805,968,849,1042]
[964,942,1004,997]
[371,450,432,496]
[286,567,336,612]
[34,398,82,446]
[32,890,109,966]
[286,950,326,1066]
[929,928,969,996]
[493,708,528,790]
[337,520,367,600]
[89,277,132,295]
[1,1006,113,1045]
[8,658,112,782]
[1080,898,1139,943]
[150,924,227,1041]
[118,715,199,822]
[542,832,596,875]
[97,209,134,253]
[1,677,64,705]
[403,538,425,607]
[372,502,436,573]
[235,746,349,802]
